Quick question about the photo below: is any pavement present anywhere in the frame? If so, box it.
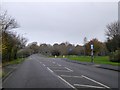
[2,54,119,89]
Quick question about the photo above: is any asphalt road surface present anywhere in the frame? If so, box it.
[3,54,119,89]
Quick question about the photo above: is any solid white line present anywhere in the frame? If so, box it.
[54,70,71,72]
[47,67,53,73]
[57,76,76,89]
[74,84,104,88]
[65,67,73,72]
[82,75,110,88]
[61,75,82,78]
[3,71,13,84]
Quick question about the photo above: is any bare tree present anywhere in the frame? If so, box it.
[105,21,120,52]
[105,21,119,39]
[0,11,19,31]
[0,10,28,61]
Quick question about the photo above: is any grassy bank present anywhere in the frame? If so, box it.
[53,55,120,66]
[2,58,25,67]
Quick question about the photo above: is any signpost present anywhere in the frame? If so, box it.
[91,44,94,63]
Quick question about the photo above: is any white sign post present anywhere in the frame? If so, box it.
[91,44,94,63]
[91,44,93,50]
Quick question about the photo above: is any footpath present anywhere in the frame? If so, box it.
[62,58,120,72]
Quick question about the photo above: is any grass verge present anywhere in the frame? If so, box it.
[2,58,25,78]
[2,58,25,67]
[51,55,120,66]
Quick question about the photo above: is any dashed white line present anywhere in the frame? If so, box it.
[53,62,55,64]
[43,64,46,66]
[47,67,53,73]
[57,76,76,89]
[81,75,110,88]
[39,62,42,64]
[65,67,73,72]
[57,64,61,66]
[36,60,42,64]
[74,84,104,88]
[61,75,82,78]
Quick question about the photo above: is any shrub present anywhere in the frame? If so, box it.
[109,49,120,62]
[17,48,32,58]
[51,50,60,56]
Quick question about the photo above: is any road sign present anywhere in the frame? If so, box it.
[91,44,94,50]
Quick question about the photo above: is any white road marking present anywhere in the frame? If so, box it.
[57,64,61,66]
[54,70,72,72]
[82,75,110,88]
[61,75,82,78]
[47,67,53,73]
[57,76,76,89]
[53,62,55,64]
[42,64,45,66]
[65,67,73,72]
[36,60,42,64]
[74,84,104,88]
[3,71,14,84]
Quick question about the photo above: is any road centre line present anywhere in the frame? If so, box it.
[47,67,53,73]
[74,84,104,88]
[81,75,110,88]
[61,75,82,78]
[57,76,76,89]
[36,60,42,64]
[53,62,55,64]
[65,67,73,72]
[57,64,62,66]
[43,64,46,66]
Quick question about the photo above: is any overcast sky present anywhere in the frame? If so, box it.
[1,1,118,45]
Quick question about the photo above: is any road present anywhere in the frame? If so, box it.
[3,54,119,89]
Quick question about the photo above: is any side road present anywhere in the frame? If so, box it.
[62,58,120,72]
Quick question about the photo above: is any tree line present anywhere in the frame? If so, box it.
[0,11,119,63]
[0,11,27,63]
[17,39,108,58]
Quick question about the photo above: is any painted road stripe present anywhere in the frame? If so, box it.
[74,84,104,88]
[47,67,53,73]
[3,71,13,84]
[65,67,73,72]
[57,76,76,89]
[82,75,110,88]
[39,62,42,63]
[61,75,82,78]
[43,64,46,66]
[53,62,55,64]
[54,70,72,72]
[57,64,62,66]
